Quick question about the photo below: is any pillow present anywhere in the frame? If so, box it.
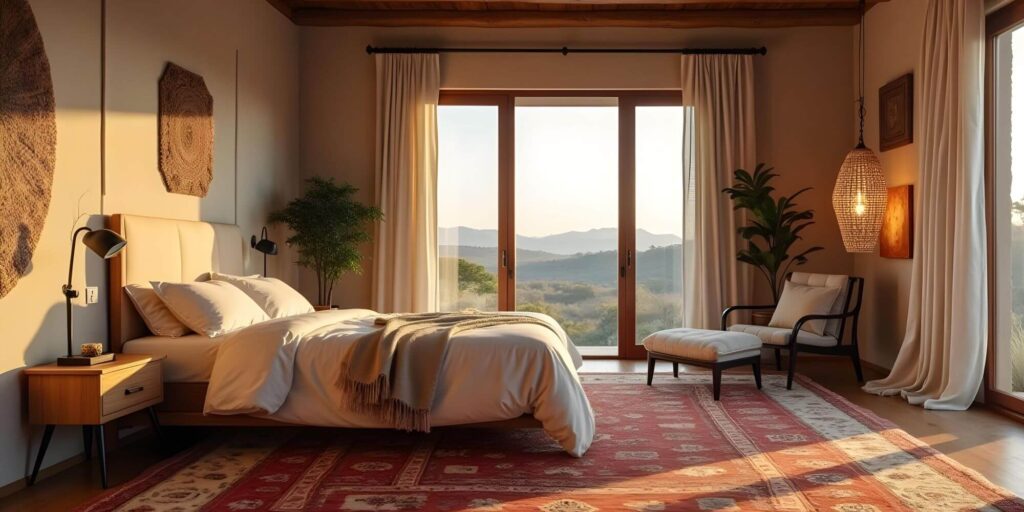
[151,280,270,337]
[210,272,314,319]
[768,282,842,336]
[124,284,191,337]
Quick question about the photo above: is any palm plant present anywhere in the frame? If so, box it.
[722,163,823,302]
[269,177,383,306]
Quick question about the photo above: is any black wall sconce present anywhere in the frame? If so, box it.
[251,226,278,277]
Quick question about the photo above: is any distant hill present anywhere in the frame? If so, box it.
[439,245,568,272]
[516,244,684,289]
[438,226,681,255]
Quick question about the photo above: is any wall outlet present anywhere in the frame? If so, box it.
[85,286,98,304]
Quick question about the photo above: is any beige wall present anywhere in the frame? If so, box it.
[0,0,299,490]
[299,25,856,308]
[852,0,928,369]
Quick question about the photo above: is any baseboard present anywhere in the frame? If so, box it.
[0,453,85,499]
[0,411,158,499]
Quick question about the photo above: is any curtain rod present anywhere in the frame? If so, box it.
[365,45,767,56]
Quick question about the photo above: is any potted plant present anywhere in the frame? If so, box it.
[269,177,383,309]
[722,163,823,325]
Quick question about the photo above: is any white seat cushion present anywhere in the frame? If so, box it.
[643,328,762,362]
[729,324,839,347]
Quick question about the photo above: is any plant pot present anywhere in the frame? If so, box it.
[751,310,774,326]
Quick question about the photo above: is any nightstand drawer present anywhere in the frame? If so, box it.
[101,362,162,417]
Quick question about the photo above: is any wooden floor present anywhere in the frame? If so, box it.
[2,358,1022,511]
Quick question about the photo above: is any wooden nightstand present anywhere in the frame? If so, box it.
[25,354,165,488]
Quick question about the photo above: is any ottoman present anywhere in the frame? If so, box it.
[642,328,763,400]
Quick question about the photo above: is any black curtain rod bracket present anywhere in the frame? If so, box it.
[366,45,767,56]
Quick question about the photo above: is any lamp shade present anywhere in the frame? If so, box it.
[253,238,278,255]
[832,146,887,253]
[81,229,127,259]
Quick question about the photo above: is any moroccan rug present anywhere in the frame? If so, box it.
[76,374,1023,511]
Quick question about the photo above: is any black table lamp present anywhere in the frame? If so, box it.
[59,227,127,366]
[251,226,278,277]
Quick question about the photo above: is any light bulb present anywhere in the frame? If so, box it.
[854,191,866,215]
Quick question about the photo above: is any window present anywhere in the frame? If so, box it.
[437,91,685,358]
[987,1,1024,414]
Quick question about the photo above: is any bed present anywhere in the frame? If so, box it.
[108,214,595,456]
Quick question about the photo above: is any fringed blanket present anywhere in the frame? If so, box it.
[340,312,564,432]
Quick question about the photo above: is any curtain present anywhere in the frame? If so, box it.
[680,55,756,329]
[371,54,440,313]
[862,0,986,410]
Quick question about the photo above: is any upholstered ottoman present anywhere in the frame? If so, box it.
[642,328,763,400]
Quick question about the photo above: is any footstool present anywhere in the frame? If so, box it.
[642,328,763,400]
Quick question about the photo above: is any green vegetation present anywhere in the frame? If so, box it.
[722,163,823,301]
[269,177,382,306]
[458,259,497,294]
[444,242,684,347]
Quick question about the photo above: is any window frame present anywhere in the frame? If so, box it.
[438,90,682,359]
[985,0,1024,416]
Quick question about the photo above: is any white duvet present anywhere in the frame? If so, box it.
[203,309,596,456]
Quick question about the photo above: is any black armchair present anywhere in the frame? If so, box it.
[721,275,866,390]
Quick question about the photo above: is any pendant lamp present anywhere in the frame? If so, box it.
[833,0,887,253]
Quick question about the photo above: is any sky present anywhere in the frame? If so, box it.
[437,103,685,239]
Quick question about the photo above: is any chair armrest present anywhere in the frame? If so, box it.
[721,304,777,331]
[789,310,858,344]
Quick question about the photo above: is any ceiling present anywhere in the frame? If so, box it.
[266,0,886,28]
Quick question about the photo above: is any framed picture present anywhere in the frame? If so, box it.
[879,73,913,152]
[880,185,913,259]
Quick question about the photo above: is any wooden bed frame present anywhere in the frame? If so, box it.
[106,214,541,429]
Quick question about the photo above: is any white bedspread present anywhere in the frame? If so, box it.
[203,309,595,456]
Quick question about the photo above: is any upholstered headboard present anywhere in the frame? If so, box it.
[107,214,245,352]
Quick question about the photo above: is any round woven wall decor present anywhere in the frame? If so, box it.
[159,62,213,197]
[0,0,57,299]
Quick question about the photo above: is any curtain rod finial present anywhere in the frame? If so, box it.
[759,46,768,56]
[366,45,374,55]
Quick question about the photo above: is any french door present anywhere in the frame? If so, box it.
[437,91,685,359]
[986,1,1024,416]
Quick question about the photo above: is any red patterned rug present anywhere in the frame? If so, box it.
[76,374,1023,511]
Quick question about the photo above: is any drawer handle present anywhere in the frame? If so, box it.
[124,386,145,396]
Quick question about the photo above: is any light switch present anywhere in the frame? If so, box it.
[85,286,98,304]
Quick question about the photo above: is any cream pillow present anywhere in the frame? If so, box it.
[124,284,191,337]
[768,282,842,336]
[151,280,270,337]
[210,272,314,319]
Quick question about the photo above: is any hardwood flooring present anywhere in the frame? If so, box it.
[1,358,1022,511]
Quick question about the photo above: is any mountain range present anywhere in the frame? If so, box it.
[438,226,682,255]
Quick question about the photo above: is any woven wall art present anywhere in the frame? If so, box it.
[0,0,57,299]
[159,62,213,197]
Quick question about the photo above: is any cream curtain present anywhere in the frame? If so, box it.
[681,55,756,329]
[862,0,986,410]
[371,54,440,313]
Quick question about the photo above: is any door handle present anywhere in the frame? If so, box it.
[620,249,632,278]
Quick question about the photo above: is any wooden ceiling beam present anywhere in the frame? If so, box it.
[290,7,861,27]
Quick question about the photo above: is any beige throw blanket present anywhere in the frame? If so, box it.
[340,312,563,432]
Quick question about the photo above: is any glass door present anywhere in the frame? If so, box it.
[513,97,620,356]
[436,95,509,312]
[989,14,1024,413]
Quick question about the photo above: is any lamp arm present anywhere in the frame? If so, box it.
[65,227,92,293]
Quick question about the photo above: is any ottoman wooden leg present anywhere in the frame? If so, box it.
[646,354,656,386]
[672,362,679,378]
[753,359,762,390]
[712,366,722,401]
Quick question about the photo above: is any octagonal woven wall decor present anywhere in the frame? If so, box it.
[0,0,57,299]
[159,62,213,197]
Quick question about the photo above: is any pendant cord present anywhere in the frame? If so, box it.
[857,0,866,147]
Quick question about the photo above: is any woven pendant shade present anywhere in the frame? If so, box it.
[832,146,887,253]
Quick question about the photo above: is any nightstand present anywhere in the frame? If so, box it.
[25,354,165,488]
